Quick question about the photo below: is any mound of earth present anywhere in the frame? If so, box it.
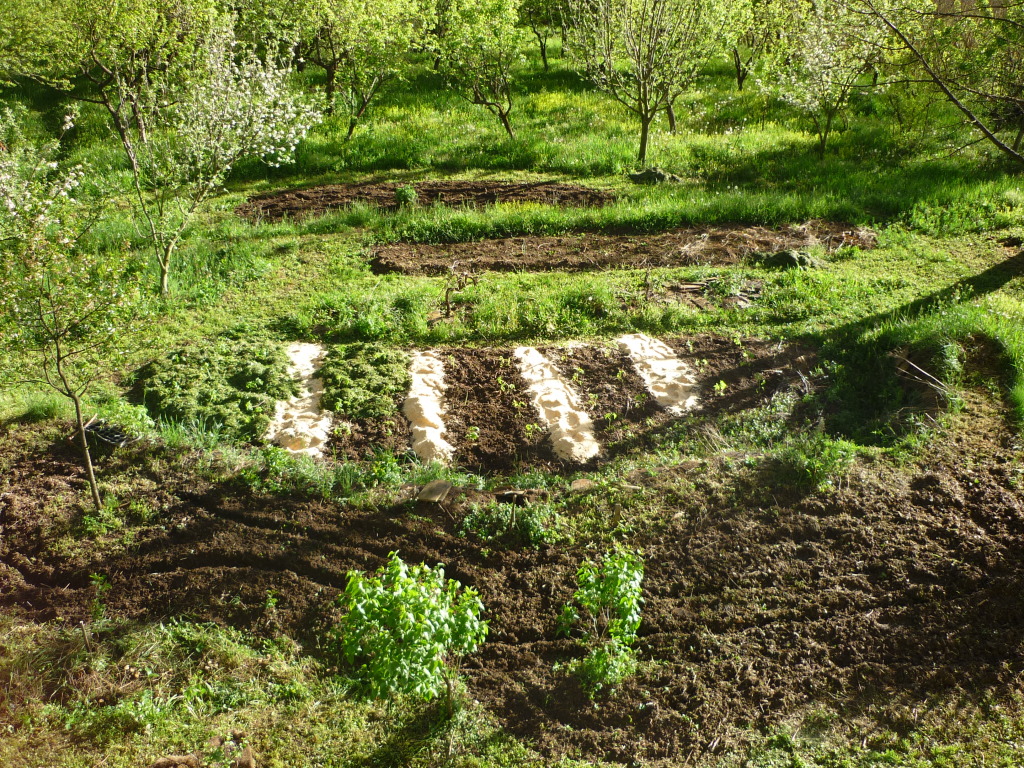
[2,389,1022,764]
[370,221,876,275]
[237,181,615,223]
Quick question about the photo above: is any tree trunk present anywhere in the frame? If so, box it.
[732,48,748,91]
[666,101,677,134]
[159,243,172,297]
[72,394,102,511]
[497,108,515,139]
[1014,117,1024,152]
[325,63,337,115]
[533,29,549,71]
[638,114,653,165]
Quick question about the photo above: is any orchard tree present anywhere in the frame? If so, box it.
[123,22,319,295]
[730,0,795,91]
[759,0,884,156]
[301,0,431,135]
[520,0,564,70]
[14,3,318,295]
[0,108,145,511]
[861,0,1024,166]
[565,0,748,164]
[436,0,528,138]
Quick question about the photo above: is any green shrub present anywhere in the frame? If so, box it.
[330,552,488,706]
[773,431,858,491]
[319,343,411,419]
[394,185,419,207]
[135,335,297,441]
[559,547,644,695]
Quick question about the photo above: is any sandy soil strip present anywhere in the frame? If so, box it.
[514,347,600,464]
[265,343,333,457]
[617,333,699,415]
[403,351,455,464]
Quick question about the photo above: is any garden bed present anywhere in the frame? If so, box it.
[370,221,876,275]
[238,180,615,222]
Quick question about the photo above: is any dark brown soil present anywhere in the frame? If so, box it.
[3,387,1023,765]
[328,398,412,461]
[237,181,615,223]
[312,337,817,473]
[370,222,877,276]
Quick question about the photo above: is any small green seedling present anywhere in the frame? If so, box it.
[559,547,644,695]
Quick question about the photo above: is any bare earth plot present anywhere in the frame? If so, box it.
[2,390,1022,763]
[327,335,816,473]
[237,180,615,222]
[371,221,877,275]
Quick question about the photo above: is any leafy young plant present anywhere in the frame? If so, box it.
[331,552,488,710]
[559,547,644,694]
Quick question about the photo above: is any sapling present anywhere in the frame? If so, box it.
[559,547,644,694]
[0,107,146,510]
[332,551,488,714]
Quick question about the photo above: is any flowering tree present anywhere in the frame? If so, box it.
[301,0,431,136]
[565,0,748,164]
[760,0,884,156]
[0,108,145,511]
[14,4,319,295]
[124,23,320,295]
[435,0,528,139]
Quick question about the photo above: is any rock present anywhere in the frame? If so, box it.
[627,167,683,185]
[417,479,454,503]
[150,756,200,768]
[759,249,824,270]
[570,478,597,492]
[231,746,256,768]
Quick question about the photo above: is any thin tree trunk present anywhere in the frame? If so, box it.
[533,28,549,70]
[1014,117,1024,152]
[666,101,677,133]
[72,394,102,511]
[732,47,748,91]
[638,115,653,165]
[497,109,515,139]
[325,63,337,115]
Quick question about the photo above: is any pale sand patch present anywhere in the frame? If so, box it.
[403,351,455,464]
[617,333,699,415]
[265,342,333,457]
[514,346,600,463]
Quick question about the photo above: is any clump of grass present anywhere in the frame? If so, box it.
[318,343,411,419]
[135,333,298,442]
[460,500,561,548]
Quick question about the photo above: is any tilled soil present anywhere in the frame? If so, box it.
[237,181,615,223]
[2,393,1023,764]
[301,336,816,473]
[370,222,877,276]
